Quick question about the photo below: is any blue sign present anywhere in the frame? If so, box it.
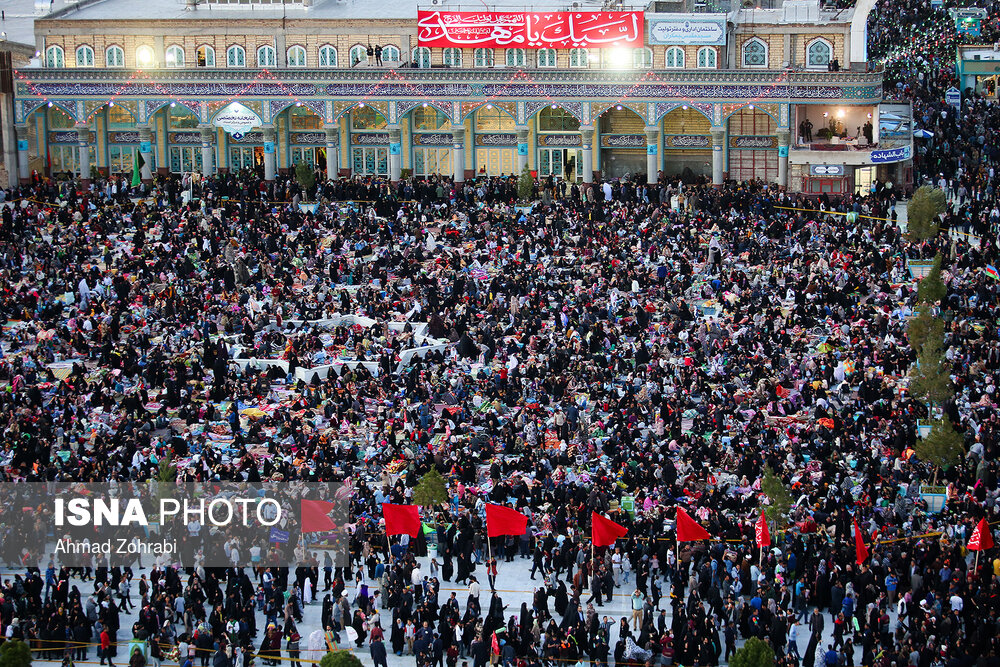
[139,141,151,153]
[778,146,789,157]
[17,140,27,152]
[269,528,289,543]
[945,87,961,109]
[264,142,275,154]
[870,145,911,163]
[517,143,528,156]
[647,144,657,155]
[389,142,401,155]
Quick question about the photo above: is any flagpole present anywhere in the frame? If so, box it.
[975,549,980,576]
[386,530,393,563]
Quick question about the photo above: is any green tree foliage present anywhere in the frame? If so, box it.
[730,637,775,667]
[517,164,534,203]
[916,253,947,305]
[908,330,952,411]
[760,465,793,529]
[906,309,944,358]
[413,467,449,508]
[914,418,964,485]
[319,651,362,667]
[906,186,947,241]
[0,640,32,667]
[295,161,316,199]
[157,452,178,483]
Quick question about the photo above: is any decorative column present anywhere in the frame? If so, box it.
[711,127,726,187]
[138,126,154,184]
[644,125,660,185]
[451,125,465,184]
[516,126,530,175]
[263,126,276,181]
[76,123,91,186]
[388,124,402,183]
[15,125,30,184]
[580,125,594,184]
[198,126,215,177]
[325,126,339,181]
[777,128,791,189]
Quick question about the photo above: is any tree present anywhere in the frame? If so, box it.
[908,330,952,411]
[906,186,947,241]
[760,465,793,530]
[0,640,32,667]
[157,452,178,483]
[913,417,964,486]
[916,253,947,305]
[906,308,944,358]
[413,467,449,509]
[730,637,775,667]
[319,651,362,667]
[517,164,534,203]
[295,161,316,200]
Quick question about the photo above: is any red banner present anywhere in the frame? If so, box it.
[417,10,644,49]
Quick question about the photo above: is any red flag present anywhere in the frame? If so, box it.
[755,511,771,548]
[676,508,711,542]
[854,519,869,565]
[382,503,421,537]
[592,512,628,547]
[968,518,995,551]
[300,499,337,533]
[485,503,528,538]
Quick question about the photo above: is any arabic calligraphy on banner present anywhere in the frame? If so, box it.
[537,134,582,147]
[412,133,453,146]
[647,17,726,46]
[107,131,140,144]
[600,134,646,148]
[475,133,518,146]
[417,10,643,49]
[352,133,390,146]
[730,136,779,149]
[664,135,711,149]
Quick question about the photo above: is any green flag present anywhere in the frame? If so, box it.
[131,150,145,187]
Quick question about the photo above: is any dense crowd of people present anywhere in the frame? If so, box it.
[1,4,1000,667]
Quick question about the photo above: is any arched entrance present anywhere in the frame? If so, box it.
[660,107,712,180]
[726,106,778,183]
[473,105,516,176]
[408,104,452,177]
[535,105,581,181]
[348,105,389,176]
[597,105,646,179]
[283,104,326,173]
[165,103,204,174]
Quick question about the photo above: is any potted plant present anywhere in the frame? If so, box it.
[412,467,449,559]
[295,161,318,214]
[816,128,833,141]
[516,164,535,215]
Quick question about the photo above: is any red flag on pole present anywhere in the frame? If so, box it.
[592,512,628,547]
[676,508,711,542]
[755,511,771,548]
[300,499,337,533]
[854,519,869,565]
[382,503,421,537]
[485,503,528,537]
[968,518,995,551]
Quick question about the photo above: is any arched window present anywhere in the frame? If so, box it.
[351,106,387,131]
[165,45,185,68]
[106,45,125,67]
[742,38,767,67]
[349,45,367,67]
[135,45,155,68]
[697,47,717,69]
[75,45,94,67]
[318,45,338,67]
[569,48,588,67]
[412,46,431,68]
[806,38,832,69]
[382,45,400,62]
[197,45,215,67]
[474,48,494,68]
[227,45,246,68]
[505,48,525,67]
[257,45,276,68]
[443,48,462,67]
[633,47,652,68]
[412,106,449,131]
[44,45,65,68]
[287,45,307,67]
[665,46,685,68]
[537,48,557,68]
[538,106,581,132]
